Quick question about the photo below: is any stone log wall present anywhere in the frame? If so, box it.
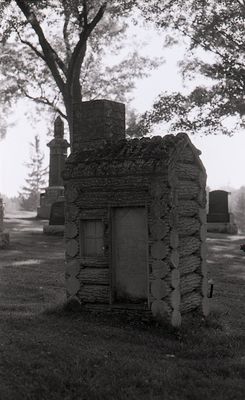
[149,171,181,326]
[177,146,209,317]
[150,144,209,326]
[64,135,209,324]
[65,182,111,304]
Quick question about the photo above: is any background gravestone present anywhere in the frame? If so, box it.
[37,116,69,219]
[0,198,10,249]
[207,190,230,223]
[49,201,65,226]
[43,200,65,235]
[207,190,238,234]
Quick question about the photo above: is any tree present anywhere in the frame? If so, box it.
[0,1,160,145]
[0,194,21,213]
[138,0,245,135]
[19,135,48,211]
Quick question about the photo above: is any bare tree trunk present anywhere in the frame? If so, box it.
[15,0,107,149]
[63,87,83,150]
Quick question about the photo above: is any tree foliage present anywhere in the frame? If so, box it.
[0,0,160,142]
[139,0,245,135]
[19,135,48,211]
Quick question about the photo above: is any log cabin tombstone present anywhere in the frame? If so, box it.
[63,99,209,327]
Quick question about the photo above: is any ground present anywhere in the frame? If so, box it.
[0,212,245,400]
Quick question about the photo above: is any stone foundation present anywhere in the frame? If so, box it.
[43,224,64,236]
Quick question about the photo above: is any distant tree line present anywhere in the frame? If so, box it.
[18,135,48,211]
[132,0,245,136]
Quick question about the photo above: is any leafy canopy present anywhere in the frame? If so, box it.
[0,0,160,139]
[138,0,245,135]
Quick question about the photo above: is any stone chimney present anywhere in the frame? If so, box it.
[47,117,70,186]
[72,100,125,153]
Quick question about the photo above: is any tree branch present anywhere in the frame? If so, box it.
[216,27,245,53]
[49,46,68,77]
[15,0,66,93]
[20,85,67,120]
[61,0,72,63]
[14,28,46,61]
[87,2,107,33]
[83,0,88,28]
[67,2,107,102]
[176,23,235,68]
[235,0,245,15]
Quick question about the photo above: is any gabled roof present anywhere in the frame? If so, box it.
[63,133,205,179]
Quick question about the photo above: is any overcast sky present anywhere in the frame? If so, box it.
[0,26,244,197]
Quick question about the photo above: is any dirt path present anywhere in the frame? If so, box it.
[207,232,245,334]
[0,212,66,314]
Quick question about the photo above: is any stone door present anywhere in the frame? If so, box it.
[112,207,148,303]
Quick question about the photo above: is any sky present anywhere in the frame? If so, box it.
[0,25,245,197]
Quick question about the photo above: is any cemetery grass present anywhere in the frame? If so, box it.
[0,214,245,400]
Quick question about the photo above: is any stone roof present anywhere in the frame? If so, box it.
[68,133,196,163]
[63,133,203,180]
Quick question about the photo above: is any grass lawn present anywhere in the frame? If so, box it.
[0,213,245,400]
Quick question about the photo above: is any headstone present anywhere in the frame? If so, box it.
[49,201,65,226]
[0,198,3,232]
[0,198,10,249]
[207,190,229,222]
[207,190,237,234]
[63,100,210,327]
[47,117,70,187]
[43,200,65,235]
[37,116,69,219]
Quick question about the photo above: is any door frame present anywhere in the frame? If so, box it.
[110,205,149,307]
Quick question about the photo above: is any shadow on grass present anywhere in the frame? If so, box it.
[1,218,245,399]
[43,300,225,344]
[1,296,245,400]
